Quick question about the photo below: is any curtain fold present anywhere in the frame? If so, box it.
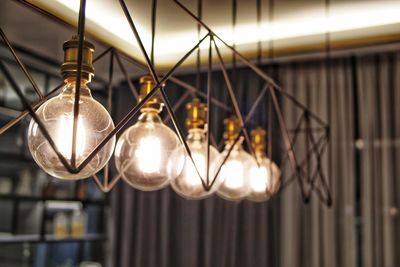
[110,51,400,267]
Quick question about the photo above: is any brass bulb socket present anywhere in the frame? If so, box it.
[138,75,163,112]
[186,98,207,130]
[61,35,95,82]
[251,127,266,154]
[223,116,241,142]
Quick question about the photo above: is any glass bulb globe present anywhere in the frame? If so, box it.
[171,129,222,200]
[27,81,116,180]
[114,110,184,191]
[247,156,281,202]
[216,137,256,201]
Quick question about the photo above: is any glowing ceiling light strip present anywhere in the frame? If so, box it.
[52,0,400,60]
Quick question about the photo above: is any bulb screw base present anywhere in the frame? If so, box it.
[186,98,207,130]
[251,127,266,155]
[138,75,164,113]
[61,35,95,82]
[223,116,241,142]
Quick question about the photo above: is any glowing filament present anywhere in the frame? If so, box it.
[249,166,271,193]
[56,114,86,160]
[183,152,206,186]
[135,136,161,174]
[223,160,244,189]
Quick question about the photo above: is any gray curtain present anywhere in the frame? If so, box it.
[109,51,400,267]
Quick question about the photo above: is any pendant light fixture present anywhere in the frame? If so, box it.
[247,128,281,202]
[27,36,116,180]
[171,98,222,199]
[114,76,185,191]
[217,117,257,201]
[0,0,332,206]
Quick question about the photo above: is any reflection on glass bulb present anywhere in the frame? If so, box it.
[135,136,161,174]
[223,160,245,189]
[56,115,86,159]
[171,129,222,199]
[27,82,116,180]
[247,157,281,202]
[217,138,256,201]
[249,166,270,193]
[114,111,185,191]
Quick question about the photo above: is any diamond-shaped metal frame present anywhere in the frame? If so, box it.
[0,0,332,206]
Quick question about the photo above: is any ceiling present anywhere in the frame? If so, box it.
[1,0,400,74]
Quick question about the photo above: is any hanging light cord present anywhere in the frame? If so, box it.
[325,0,332,199]
[196,0,203,92]
[267,0,274,160]
[268,0,274,61]
[256,0,262,66]
[150,0,157,65]
[231,0,237,80]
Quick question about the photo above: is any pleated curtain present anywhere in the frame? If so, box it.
[107,51,400,267]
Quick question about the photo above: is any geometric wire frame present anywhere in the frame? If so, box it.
[0,0,332,206]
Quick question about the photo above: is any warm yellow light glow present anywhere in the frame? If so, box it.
[30,0,400,66]
[56,114,86,160]
[249,166,270,193]
[52,0,149,50]
[135,135,161,174]
[222,160,245,189]
[183,152,206,187]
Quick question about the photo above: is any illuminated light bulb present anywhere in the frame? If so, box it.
[114,76,185,191]
[216,117,256,201]
[171,98,222,199]
[56,114,86,159]
[27,36,115,180]
[247,128,281,202]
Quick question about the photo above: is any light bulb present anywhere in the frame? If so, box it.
[27,81,116,180]
[247,157,281,202]
[216,137,256,201]
[115,76,185,191]
[171,129,222,199]
[114,111,184,191]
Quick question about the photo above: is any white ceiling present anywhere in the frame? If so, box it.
[2,0,400,73]
[26,0,400,70]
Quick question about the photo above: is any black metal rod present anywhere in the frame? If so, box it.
[244,83,269,122]
[0,82,64,135]
[196,0,202,93]
[0,61,75,173]
[213,38,260,167]
[173,0,328,128]
[278,112,305,172]
[119,0,207,187]
[163,90,191,124]
[267,89,272,160]
[279,133,328,193]
[256,0,262,65]
[71,0,86,168]
[76,34,210,172]
[0,28,44,99]
[114,52,139,100]
[106,50,114,112]
[207,84,269,189]
[150,0,157,65]
[203,35,212,186]
[0,46,112,136]
[207,129,243,190]
[168,77,231,112]
[268,85,307,199]
[119,0,157,82]
[231,0,237,84]
[161,86,210,189]
[306,121,332,205]
[104,49,115,187]
[94,47,113,64]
